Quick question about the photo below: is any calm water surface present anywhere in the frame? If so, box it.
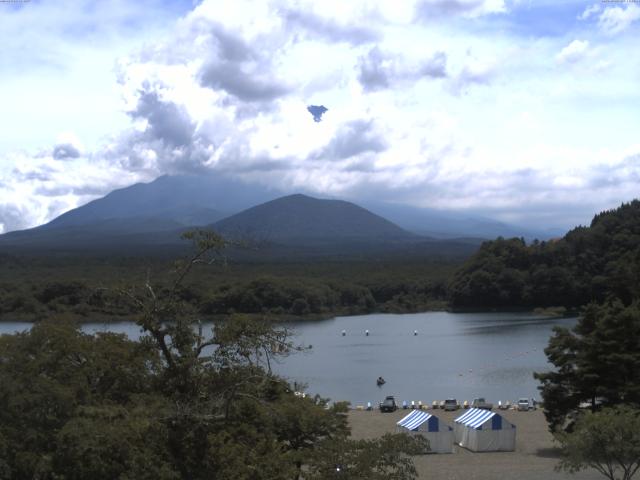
[1,312,576,406]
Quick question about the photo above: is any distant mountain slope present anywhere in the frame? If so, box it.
[362,201,562,240]
[212,194,416,245]
[43,174,279,230]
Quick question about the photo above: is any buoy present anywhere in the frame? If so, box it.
[413,330,418,336]
[365,329,369,336]
[341,330,346,336]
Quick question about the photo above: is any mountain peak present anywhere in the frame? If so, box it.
[212,193,414,244]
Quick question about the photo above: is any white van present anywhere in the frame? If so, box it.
[517,398,530,411]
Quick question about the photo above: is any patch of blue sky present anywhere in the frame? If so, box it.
[491,1,591,38]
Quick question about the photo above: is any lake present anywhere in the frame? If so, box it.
[0,311,575,406]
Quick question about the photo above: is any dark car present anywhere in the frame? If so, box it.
[380,395,397,412]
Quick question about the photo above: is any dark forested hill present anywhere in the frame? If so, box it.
[211,194,416,245]
[449,200,640,309]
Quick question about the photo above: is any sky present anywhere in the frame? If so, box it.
[1,0,639,234]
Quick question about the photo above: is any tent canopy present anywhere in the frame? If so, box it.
[397,410,440,432]
[455,408,503,430]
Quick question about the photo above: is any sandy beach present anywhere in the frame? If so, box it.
[348,408,603,480]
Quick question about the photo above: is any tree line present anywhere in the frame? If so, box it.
[449,200,640,309]
[0,263,451,322]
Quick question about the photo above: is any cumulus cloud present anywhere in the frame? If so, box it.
[2,0,640,234]
[598,4,640,35]
[357,46,447,92]
[283,9,381,44]
[556,40,590,64]
[415,0,506,20]
[447,57,494,95]
[578,3,600,21]
[198,24,292,103]
[309,119,387,162]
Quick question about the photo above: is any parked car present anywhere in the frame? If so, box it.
[444,399,460,411]
[471,398,493,410]
[380,396,398,412]
[517,398,531,411]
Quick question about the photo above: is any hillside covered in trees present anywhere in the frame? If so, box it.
[449,200,640,309]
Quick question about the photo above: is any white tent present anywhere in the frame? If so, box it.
[396,410,454,453]
[454,408,516,452]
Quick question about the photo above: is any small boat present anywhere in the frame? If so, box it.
[376,377,386,386]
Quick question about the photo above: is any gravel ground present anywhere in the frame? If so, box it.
[348,408,603,480]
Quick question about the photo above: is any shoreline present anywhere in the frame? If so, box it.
[0,304,577,324]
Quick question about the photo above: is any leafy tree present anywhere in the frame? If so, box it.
[450,200,640,309]
[307,433,428,480]
[535,300,640,431]
[556,406,640,480]
[0,230,426,479]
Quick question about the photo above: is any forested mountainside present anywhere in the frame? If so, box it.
[449,200,640,309]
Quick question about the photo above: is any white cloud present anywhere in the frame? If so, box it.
[556,39,590,64]
[578,3,600,20]
[598,4,640,35]
[1,0,640,233]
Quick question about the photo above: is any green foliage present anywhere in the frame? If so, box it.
[0,230,425,479]
[450,200,640,308]
[535,300,640,431]
[0,253,457,321]
[556,406,640,480]
[306,433,428,480]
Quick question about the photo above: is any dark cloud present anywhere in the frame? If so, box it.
[307,105,328,122]
[0,203,32,233]
[199,24,291,103]
[12,165,56,182]
[588,154,640,189]
[310,119,387,161]
[357,47,447,91]
[357,47,391,91]
[284,9,381,45]
[201,63,290,102]
[420,51,447,78]
[130,91,194,147]
[52,143,81,160]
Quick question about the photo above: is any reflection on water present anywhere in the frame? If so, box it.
[0,311,576,405]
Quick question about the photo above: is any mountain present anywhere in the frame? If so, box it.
[362,201,562,241]
[42,174,280,230]
[212,194,415,245]
[0,174,548,256]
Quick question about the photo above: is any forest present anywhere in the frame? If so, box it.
[0,253,455,322]
[449,200,640,309]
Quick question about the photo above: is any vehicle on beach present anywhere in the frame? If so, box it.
[380,395,398,412]
[471,398,493,410]
[444,398,460,411]
[518,398,532,411]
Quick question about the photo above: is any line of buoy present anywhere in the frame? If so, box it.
[340,330,421,336]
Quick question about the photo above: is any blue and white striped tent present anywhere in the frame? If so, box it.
[454,408,515,452]
[396,410,454,453]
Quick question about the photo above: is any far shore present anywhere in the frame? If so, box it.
[349,408,601,480]
[0,303,577,324]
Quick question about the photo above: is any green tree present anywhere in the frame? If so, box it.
[535,300,640,431]
[0,230,426,479]
[307,433,428,480]
[556,406,640,480]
